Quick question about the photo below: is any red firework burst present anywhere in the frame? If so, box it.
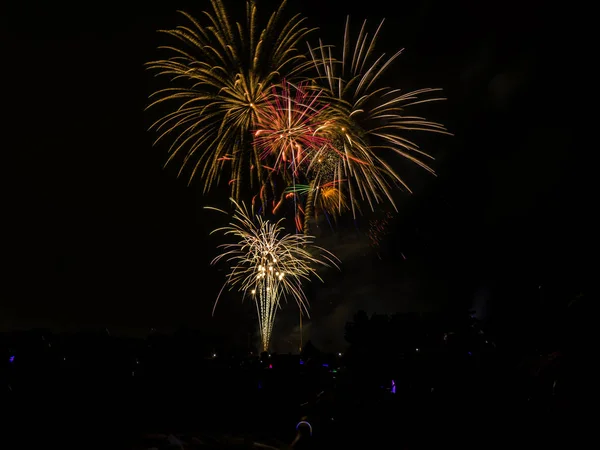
[254,81,331,175]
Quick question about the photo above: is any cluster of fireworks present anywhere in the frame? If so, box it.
[146,0,448,350]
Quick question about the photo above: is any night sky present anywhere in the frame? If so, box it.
[2,1,590,351]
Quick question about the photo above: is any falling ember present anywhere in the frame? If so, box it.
[368,211,395,253]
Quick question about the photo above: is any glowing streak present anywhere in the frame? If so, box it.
[295,214,303,232]
[296,421,313,436]
[272,198,284,214]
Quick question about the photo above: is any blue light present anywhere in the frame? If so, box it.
[296,420,313,436]
[9,356,15,363]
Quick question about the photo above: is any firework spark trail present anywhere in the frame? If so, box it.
[206,200,339,351]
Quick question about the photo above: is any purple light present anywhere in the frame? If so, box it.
[322,363,329,368]
[268,364,273,369]
[9,356,15,363]
[391,379,396,394]
[299,360,304,365]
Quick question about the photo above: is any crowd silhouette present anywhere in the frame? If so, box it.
[2,294,590,449]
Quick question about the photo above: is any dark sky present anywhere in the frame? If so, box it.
[2,0,590,350]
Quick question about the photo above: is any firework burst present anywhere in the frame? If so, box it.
[307,17,450,216]
[254,81,330,176]
[318,183,348,214]
[206,199,339,352]
[146,0,314,200]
